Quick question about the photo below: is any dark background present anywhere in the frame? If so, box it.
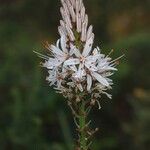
[0,0,150,150]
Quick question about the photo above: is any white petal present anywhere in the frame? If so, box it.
[97,63,107,69]
[66,25,75,41]
[105,66,117,71]
[74,63,85,79]
[69,65,77,71]
[82,35,94,57]
[73,47,81,57]
[60,36,68,53]
[64,58,80,66]
[86,25,93,40]
[87,74,92,91]
[85,62,97,72]
[92,48,98,55]
[56,39,60,47]
[86,55,99,63]
[76,12,82,32]
[92,72,109,87]
[77,83,83,92]
[69,44,75,55]
[43,58,55,69]
[69,5,76,22]
[81,5,85,22]
[51,45,64,56]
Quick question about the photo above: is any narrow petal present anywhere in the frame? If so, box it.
[69,44,75,55]
[105,66,117,71]
[86,55,100,63]
[86,25,93,40]
[56,39,60,47]
[92,48,99,55]
[60,36,68,53]
[82,35,94,57]
[87,74,92,91]
[64,58,80,66]
[51,45,64,56]
[69,65,77,71]
[43,58,55,69]
[74,47,81,57]
[75,63,85,79]
[77,83,83,92]
[92,72,109,87]
[85,62,97,72]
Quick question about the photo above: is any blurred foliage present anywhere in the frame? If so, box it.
[0,0,149,150]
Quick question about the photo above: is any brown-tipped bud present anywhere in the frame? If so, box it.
[76,96,81,102]
[90,99,96,106]
[115,60,120,65]
[95,128,99,132]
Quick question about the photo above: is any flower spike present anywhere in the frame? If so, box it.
[35,0,123,149]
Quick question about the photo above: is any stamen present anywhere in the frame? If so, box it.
[33,51,49,60]
[110,54,125,63]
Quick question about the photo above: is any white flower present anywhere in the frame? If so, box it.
[46,68,67,88]
[64,38,116,91]
[35,0,122,101]
[43,36,69,69]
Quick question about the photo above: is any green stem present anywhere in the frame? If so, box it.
[79,100,87,150]
[74,30,88,149]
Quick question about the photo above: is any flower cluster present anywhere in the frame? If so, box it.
[37,0,120,103]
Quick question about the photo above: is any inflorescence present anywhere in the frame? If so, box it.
[35,0,123,149]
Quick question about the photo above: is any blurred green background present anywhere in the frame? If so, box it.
[0,0,150,150]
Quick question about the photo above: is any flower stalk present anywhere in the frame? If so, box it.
[74,29,88,150]
[79,100,87,150]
